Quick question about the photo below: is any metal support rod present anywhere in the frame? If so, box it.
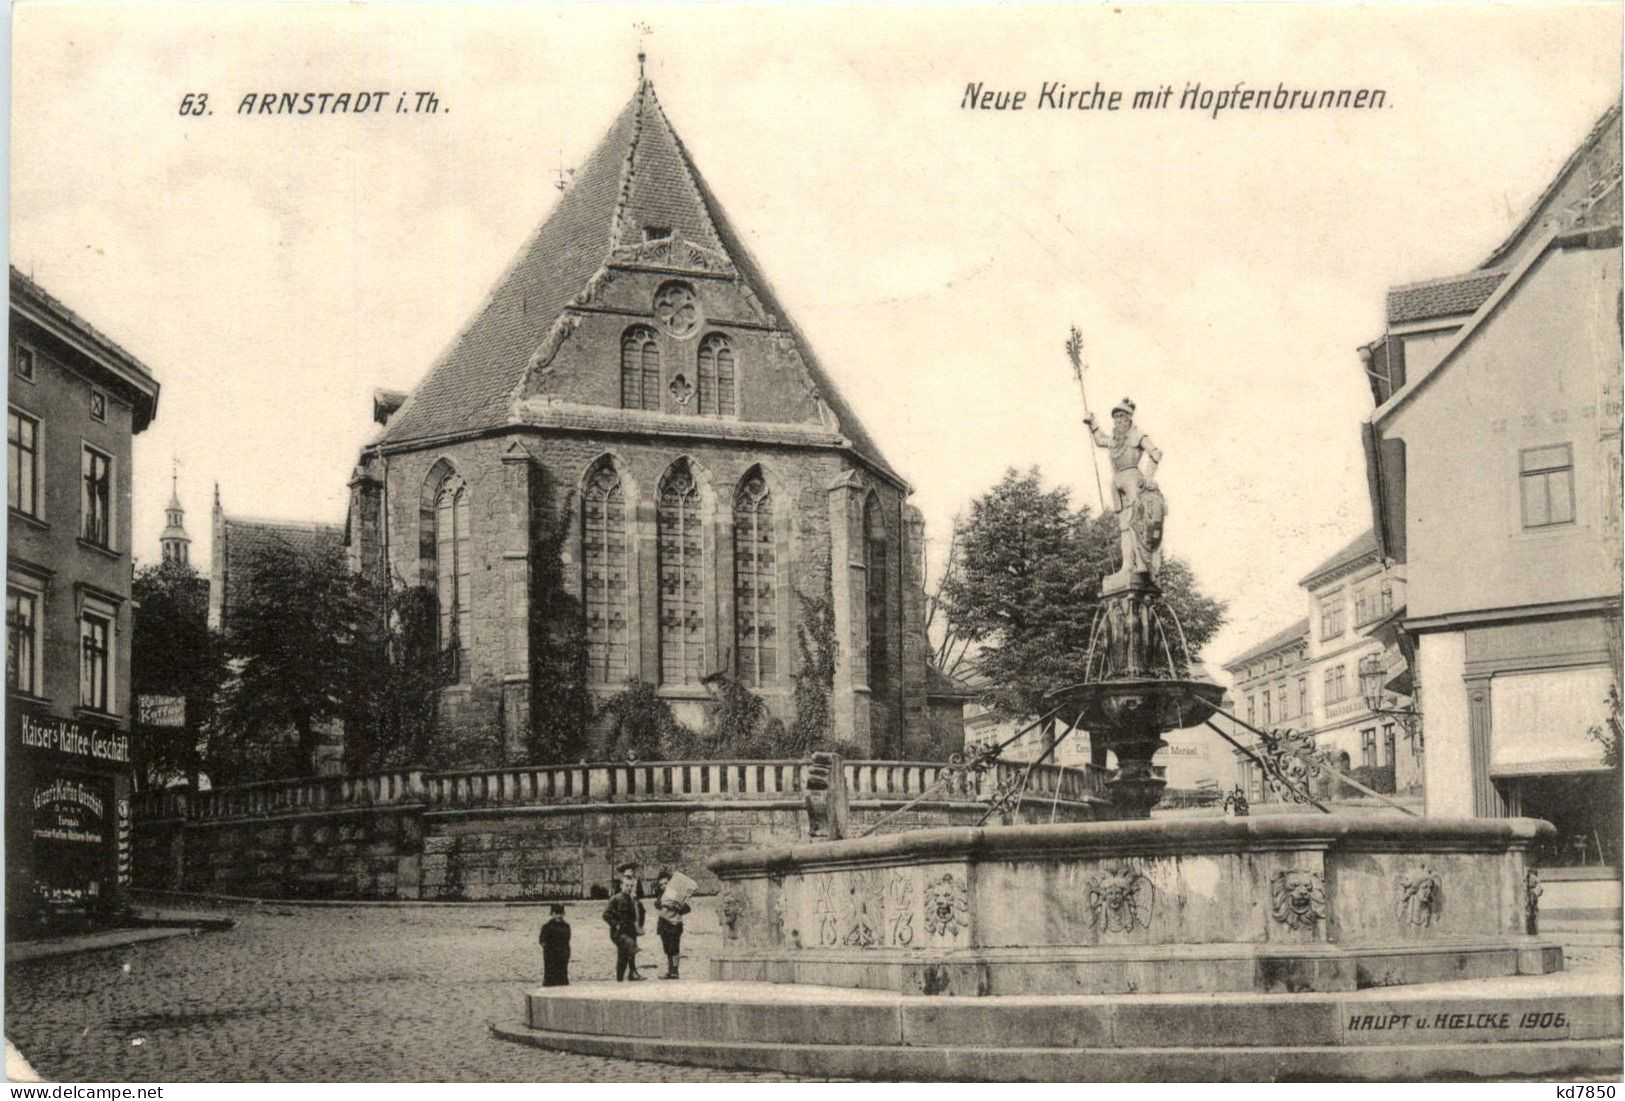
[858,702,1070,837]
[976,708,1083,826]
[1206,703,1419,818]
[1201,719,1331,814]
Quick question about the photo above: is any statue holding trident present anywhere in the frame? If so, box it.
[1083,397,1166,593]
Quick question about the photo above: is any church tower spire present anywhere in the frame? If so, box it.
[160,459,191,566]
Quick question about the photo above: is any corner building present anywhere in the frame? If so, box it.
[7,268,160,934]
[351,78,949,762]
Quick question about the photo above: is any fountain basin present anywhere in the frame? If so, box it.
[1045,676,1226,733]
[707,816,1561,996]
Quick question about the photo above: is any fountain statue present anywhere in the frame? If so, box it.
[1053,397,1225,817]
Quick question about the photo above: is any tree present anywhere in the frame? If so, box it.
[342,583,443,773]
[216,539,363,781]
[940,467,1227,720]
[131,560,218,791]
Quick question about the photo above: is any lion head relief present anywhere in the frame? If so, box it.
[922,872,969,939]
[1269,868,1326,931]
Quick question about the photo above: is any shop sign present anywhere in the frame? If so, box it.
[13,711,130,764]
[137,695,186,729]
[32,778,106,845]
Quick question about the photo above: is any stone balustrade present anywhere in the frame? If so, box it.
[130,756,1107,902]
[136,758,1105,822]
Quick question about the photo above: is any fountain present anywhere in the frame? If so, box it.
[497,389,1617,1080]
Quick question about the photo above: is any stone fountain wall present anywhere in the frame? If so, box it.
[707,816,1561,995]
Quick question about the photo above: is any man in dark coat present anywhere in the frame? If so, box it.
[602,863,646,981]
[539,904,571,987]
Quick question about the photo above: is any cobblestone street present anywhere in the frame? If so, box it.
[5,898,804,1082]
[7,896,1618,1083]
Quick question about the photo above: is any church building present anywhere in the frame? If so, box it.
[348,74,960,763]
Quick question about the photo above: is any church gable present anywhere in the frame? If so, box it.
[380,75,902,486]
[520,264,838,432]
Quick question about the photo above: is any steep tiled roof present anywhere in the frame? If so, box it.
[380,81,898,483]
[216,515,344,628]
[381,94,639,446]
[1483,102,1622,269]
[1386,270,1507,325]
[1298,529,1379,588]
[1222,618,1309,672]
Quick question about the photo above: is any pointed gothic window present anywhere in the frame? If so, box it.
[864,494,889,693]
[621,326,660,412]
[696,333,736,416]
[733,469,776,686]
[583,460,630,682]
[424,471,472,681]
[658,460,705,685]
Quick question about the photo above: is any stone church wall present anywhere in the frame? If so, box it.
[363,428,925,765]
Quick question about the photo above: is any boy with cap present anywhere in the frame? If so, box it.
[602,862,646,981]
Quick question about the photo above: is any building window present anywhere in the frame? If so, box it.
[1361,727,1378,768]
[696,333,736,416]
[657,460,705,686]
[643,225,672,242]
[1246,695,1255,725]
[1383,723,1397,766]
[79,611,111,712]
[1324,665,1347,704]
[1261,691,1272,725]
[620,326,660,412]
[89,389,106,423]
[1319,597,1344,640]
[865,495,889,692]
[432,474,472,681]
[1520,444,1575,528]
[733,470,776,687]
[1276,684,1288,721]
[8,410,39,516]
[7,587,39,695]
[1297,676,1309,717]
[12,342,35,382]
[81,446,112,547]
[583,461,630,682]
[1353,587,1372,627]
[1380,581,1394,616]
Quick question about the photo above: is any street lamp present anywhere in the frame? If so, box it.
[1359,654,1422,751]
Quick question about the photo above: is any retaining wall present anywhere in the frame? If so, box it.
[133,759,1103,901]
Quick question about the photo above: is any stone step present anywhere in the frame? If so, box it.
[497,975,1624,1080]
[491,1022,1624,1081]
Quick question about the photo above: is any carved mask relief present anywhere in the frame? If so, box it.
[1398,866,1443,927]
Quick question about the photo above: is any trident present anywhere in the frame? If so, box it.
[1065,326,1108,515]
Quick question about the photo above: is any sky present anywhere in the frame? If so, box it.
[8,3,1621,666]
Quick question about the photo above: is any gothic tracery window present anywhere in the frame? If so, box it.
[696,333,736,416]
[431,473,472,681]
[864,494,889,692]
[583,461,630,681]
[733,470,776,686]
[621,326,660,412]
[658,460,705,685]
